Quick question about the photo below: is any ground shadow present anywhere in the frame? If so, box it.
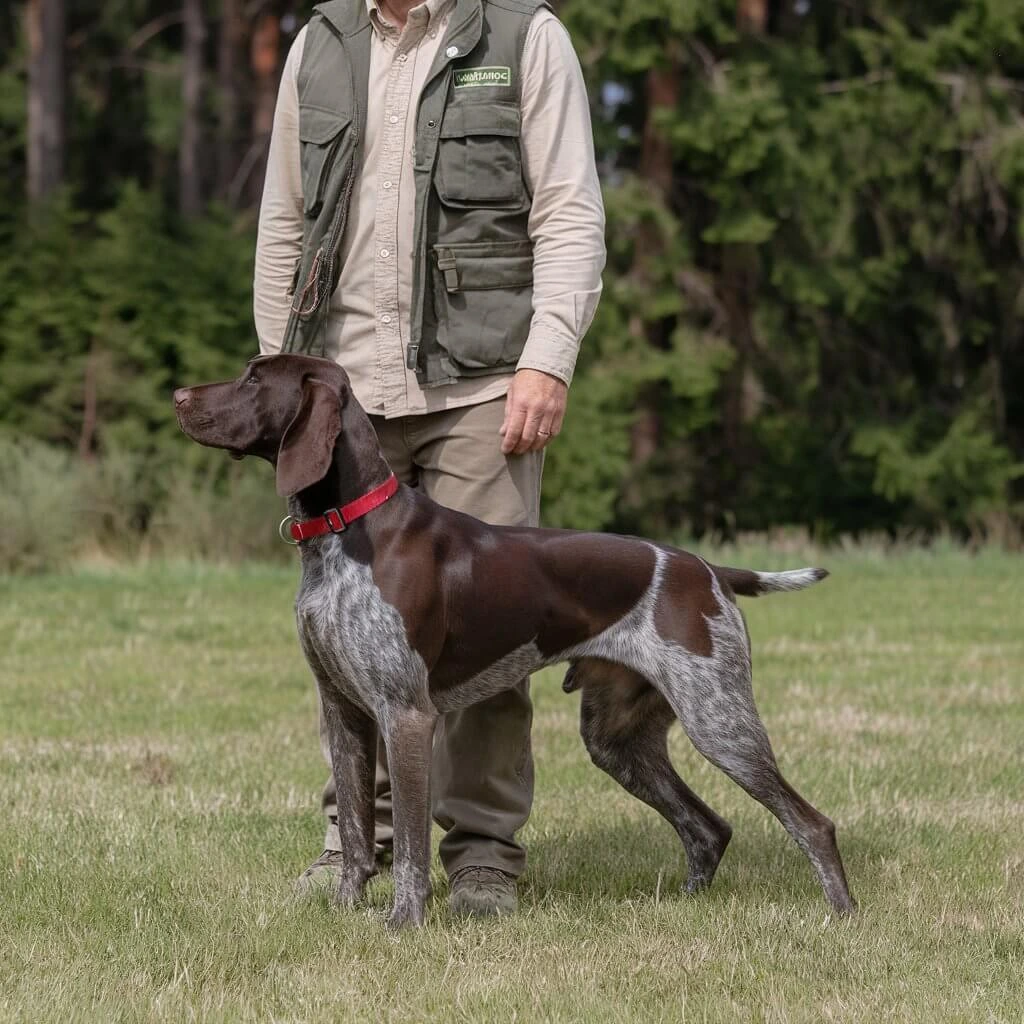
[518,815,892,909]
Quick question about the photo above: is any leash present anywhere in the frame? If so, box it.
[279,475,399,545]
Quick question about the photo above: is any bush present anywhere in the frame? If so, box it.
[0,434,289,574]
[0,436,88,573]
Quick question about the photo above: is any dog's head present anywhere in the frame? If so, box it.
[174,354,351,497]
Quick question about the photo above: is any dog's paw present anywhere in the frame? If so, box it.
[385,903,426,930]
[332,883,364,910]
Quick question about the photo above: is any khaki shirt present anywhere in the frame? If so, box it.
[254,0,605,418]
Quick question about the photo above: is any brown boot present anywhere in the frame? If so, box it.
[294,849,345,897]
[448,866,518,917]
[294,846,392,898]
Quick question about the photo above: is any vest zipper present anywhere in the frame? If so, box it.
[292,248,322,316]
[291,140,356,322]
[317,32,362,321]
[320,142,358,314]
[297,30,362,325]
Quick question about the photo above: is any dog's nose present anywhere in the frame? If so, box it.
[173,388,190,408]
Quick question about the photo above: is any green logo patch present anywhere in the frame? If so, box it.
[453,66,512,89]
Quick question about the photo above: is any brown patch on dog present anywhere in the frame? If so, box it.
[652,551,721,657]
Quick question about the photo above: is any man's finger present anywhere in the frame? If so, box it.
[499,393,514,438]
[501,401,528,455]
[529,417,556,452]
[514,410,544,455]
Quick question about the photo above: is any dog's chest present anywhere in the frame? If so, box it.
[294,539,426,709]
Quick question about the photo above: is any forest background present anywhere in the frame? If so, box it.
[3,0,1024,572]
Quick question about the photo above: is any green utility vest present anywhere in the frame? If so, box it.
[282,0,549,386]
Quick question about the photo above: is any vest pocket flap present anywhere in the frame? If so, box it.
[439,102,521,139]
[298,106,353,218]
[298,105,352,144]
[430,241,533,371]
[434,242,533,292]
[435,105,525,206]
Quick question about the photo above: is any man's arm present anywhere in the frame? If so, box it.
[253,28,308,355]
[499,10,606,455]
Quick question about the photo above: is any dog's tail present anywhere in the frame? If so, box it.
[711,564,828,598]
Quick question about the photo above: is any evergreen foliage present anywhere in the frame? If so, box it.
[1,0,1022,569]
[562,0,1024,538]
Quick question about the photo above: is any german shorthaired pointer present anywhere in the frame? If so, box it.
[174,353,855,928]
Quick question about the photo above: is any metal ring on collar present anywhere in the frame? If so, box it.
[278,515,300,546]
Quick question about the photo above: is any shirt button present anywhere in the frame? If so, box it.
[427,119,436,128]
[380,248,390,258]
[398,53,408,63]
[446,45,459,58]
[383,180,393,189]
[381,314,392,325]
[389,114,399,124]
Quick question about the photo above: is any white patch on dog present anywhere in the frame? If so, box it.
[431,641,543,714]
[755,568,825,592]
[562,549,774,785]
[295,535,429,715]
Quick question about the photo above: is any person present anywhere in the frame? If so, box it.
[253,0,605,917]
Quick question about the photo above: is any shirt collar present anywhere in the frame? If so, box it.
[365,0,454,37]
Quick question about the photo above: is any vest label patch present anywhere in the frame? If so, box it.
[453,66,512,89]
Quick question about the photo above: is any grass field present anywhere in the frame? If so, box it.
[1,547,1023,1022]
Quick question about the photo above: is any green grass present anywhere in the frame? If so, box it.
[1,549,1023,1022]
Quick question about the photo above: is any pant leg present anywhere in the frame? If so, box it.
[320,415,414,853]
[406,397,543,879]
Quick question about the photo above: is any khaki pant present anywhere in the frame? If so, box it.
[319,397,541,878]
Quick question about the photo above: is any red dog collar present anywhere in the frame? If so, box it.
[279,475,399,544]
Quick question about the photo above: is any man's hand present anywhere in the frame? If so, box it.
[500,369,568,455]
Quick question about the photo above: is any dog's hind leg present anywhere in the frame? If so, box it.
[657,616,856,914]
[573,658,733,893]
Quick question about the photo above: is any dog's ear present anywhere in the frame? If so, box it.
[275,378,343,497]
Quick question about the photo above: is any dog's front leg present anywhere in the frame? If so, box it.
[380,703,438,929]
[320,691,377,907]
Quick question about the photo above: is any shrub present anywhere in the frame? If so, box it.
[0,436,89,573]
[0,435,289,574]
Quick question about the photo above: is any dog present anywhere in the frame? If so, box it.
[174,353,855,928]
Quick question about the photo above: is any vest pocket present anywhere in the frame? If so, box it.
[298,105,352,219]
[431,240,533,371]
[435,102,525,207]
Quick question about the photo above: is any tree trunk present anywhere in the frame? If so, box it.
[216,0,246,200]
[179,0,205,218]
[715,0,769,525]
[626,64,680,495]
[26,0,66,202]
[641,66,677,196]
[717,245,761,477]
[78,342,98,462]
[248,8,281,205]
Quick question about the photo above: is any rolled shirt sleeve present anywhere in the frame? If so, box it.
[253,28,307,356]
[516,11,606,387]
